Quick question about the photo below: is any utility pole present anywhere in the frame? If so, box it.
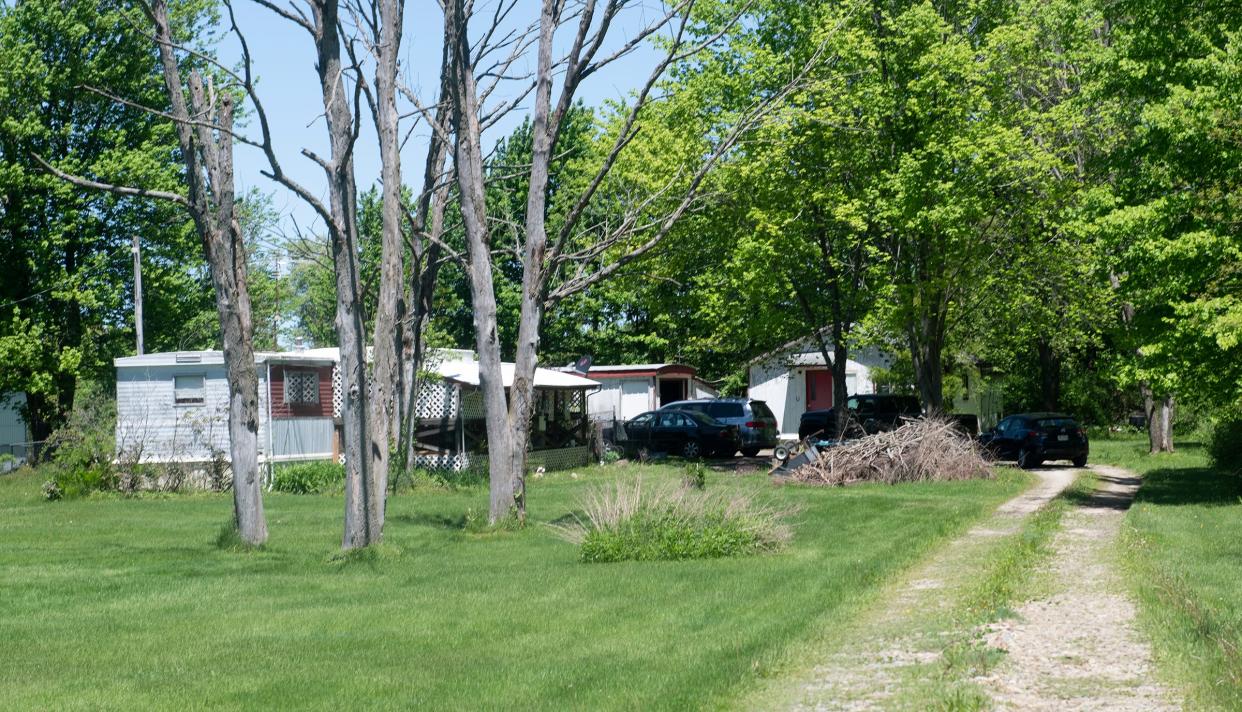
[132,234,143,355]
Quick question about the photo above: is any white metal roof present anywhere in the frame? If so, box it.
[113,348,592,390]
[114,349,338,368]
[437,361,599,389]
[582,363,678,373]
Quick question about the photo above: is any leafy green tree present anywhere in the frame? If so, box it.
[1098,0,1242,441]
[0,0,216,440]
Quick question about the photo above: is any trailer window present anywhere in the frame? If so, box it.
[284,370,320,405]
[174,374,205,405]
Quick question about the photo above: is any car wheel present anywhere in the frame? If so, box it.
[740,447,760,458]
[1073,454,1088,468]
[682,440,702,459]
[1017,448,1041,469]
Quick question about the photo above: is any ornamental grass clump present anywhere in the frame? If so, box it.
[555,478,795,563]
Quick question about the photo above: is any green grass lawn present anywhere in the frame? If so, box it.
[1094,435,1242,710]
[0,463,1028,711]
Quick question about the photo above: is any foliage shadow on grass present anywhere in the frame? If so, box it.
[1056,471,1141,511]
[391,512,468,530]
[1133,467,1241,508]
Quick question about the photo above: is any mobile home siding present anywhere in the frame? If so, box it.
[0,393,29,459]
[115,364,235,462]
[268,365,334,419]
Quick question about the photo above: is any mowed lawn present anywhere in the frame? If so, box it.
[1095,436,1242,709]
[0,464,1027,711]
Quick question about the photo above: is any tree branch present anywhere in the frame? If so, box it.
[31,153,190,207]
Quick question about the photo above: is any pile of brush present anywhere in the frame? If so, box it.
[787,417,991,486]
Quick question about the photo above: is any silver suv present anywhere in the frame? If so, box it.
[659,398,778,456]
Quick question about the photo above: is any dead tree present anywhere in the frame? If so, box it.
[238,0,380,547]
[445,0,808,522]
[344,0,454,488]
[36,0,268,545]
[340,0,408,531]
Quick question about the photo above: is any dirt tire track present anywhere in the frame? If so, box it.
[974,464,1177,710]
[781,468,1076,711]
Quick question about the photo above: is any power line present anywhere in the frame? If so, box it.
[0,244,133,313]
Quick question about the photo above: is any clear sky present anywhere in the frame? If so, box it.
[220,0,664,242]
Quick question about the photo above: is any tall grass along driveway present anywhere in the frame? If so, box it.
[1099,436,1242,710]
[0,464,1027,711]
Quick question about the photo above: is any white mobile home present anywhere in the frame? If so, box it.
[114,349,338,467]
[576,364,717,421]
[115,348,602,475]
[747,339,891,438]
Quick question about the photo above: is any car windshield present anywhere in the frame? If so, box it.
[684,410,722,427]
[1037,417,1078,430]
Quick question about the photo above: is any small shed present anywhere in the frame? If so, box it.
[747,338,892,438]
[575,364,718,421]
[0,393,31,466]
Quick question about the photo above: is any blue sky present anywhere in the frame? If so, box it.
[220,0,664,242]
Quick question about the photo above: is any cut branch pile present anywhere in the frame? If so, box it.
[787,418,991,486]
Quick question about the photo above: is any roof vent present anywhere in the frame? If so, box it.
[175,353,202,364]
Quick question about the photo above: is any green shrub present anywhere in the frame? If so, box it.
[47,464,116,499]
[271,461,345,494]
[555,478,794,563]
[1207,419,1242,475]
[41,384,117,499]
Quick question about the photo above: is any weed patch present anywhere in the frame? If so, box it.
[555,478,794,563]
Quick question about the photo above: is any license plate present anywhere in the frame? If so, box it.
[1057,434,1069,442]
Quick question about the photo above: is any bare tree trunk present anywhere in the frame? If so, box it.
[908,318,944,413]
[1144,386,1175,453]
[306,0,377,548]
[398,193,446,478]
[363,0,406,535]
[443,0,796,523]
[502,0,563,522]
[445,0,518,522]
[150,1,266,544]
[396,50,452,482]
[41,1,269,544]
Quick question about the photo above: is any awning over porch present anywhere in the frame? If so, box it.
[438,362,599,390]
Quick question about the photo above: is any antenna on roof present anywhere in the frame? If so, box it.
[571,355,592,375]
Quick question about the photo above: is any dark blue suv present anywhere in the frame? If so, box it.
[979,413,1089,469]
[659,398,779,456]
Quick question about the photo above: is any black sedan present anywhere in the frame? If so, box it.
[979,413,1089,469]
[618,409,741,459]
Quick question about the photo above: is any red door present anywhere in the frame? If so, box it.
[806,369,833,410]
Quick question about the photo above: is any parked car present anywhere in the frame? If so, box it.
[619,409,742,459]
[799,394,923,440]
[658,398,778,456]
[979,413,1089,469]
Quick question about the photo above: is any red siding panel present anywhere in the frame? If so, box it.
[270,365,334,419]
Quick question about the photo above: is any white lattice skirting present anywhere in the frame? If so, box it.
[413,446,591,473]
